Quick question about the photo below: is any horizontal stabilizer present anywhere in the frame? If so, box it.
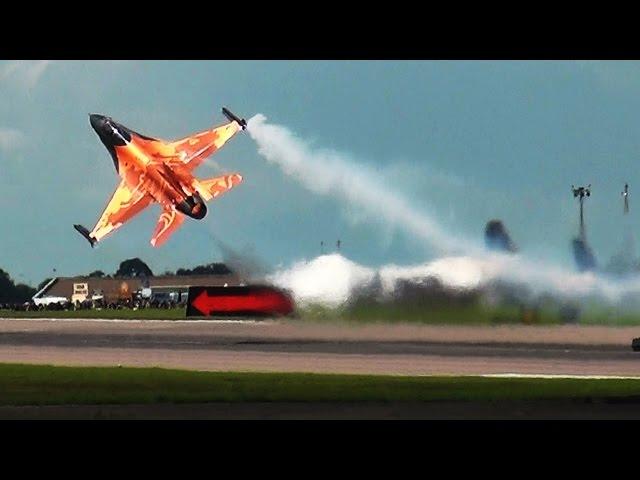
[74,224,96,248]
[196,173,243,201]
[150,209,185,247]
[222,107,247,130]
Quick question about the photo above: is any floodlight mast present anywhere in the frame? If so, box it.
[571,184,591,239]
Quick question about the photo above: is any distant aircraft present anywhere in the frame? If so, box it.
[74,108,246,247]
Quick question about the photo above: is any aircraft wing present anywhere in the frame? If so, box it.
[77,181,154,245]
[150,209,185,247]
[166,120,242,170]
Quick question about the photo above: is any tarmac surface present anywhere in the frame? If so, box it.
[4,318,640,418]
[1,318,640,376]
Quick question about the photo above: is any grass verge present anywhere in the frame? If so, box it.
[3,303,640,325]
[0,308,185,320]
[2,363,640,405]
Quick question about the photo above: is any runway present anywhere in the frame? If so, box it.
[1,318,640,376]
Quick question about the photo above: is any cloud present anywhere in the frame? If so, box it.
[0,128,25,151]
[0,60,52,89]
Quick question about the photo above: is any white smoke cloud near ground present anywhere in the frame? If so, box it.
[268,252,640,307]
[269,254,375,307]
[248,114,640,307]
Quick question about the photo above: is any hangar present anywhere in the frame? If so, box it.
[33,270,242,306]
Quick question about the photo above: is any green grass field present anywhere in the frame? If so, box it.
[3,302,640,325]
[0,305,545,324]
[2,363,640,405]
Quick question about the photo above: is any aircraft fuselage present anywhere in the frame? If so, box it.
[90,114,207,219]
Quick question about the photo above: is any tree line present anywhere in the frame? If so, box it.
[0,269,37,304]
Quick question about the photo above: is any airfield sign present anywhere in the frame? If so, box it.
[186,285,295,318]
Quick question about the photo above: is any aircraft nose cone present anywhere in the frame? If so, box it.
[89,114,107,131]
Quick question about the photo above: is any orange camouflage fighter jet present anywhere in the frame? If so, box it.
[74,108,247,248]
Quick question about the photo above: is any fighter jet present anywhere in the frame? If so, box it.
[74,108,247,247]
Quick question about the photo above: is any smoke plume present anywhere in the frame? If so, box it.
[247,114,479,255]
[247,114,640,308]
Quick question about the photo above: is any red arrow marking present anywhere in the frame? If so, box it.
[192,288,294,316]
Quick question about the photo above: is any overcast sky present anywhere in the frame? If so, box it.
[2,60,640,285]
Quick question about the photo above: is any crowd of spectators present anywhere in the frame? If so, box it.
[2,296,187,311]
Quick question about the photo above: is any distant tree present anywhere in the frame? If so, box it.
[0,269,12,288]
[87,270,105,278]
[115,258,153,278]
[0,268,36,303]
[13,284,36,303]
[162,270,175,276]
[0,269,14,302]
[175,263,232,276]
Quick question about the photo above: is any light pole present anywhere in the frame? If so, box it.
[571,184,591,239]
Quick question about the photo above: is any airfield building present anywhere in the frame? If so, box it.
[33,270,242,305]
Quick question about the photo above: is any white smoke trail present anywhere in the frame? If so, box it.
[247,114,479,255]
[248,114,640,307]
